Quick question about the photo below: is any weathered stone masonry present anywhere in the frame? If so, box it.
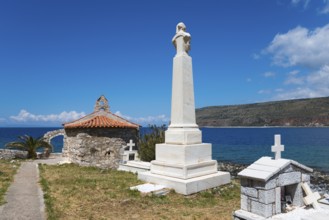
[62,95,140,169]
[0,149,28,160]
[64,128,138,169]
[234,157,313,219]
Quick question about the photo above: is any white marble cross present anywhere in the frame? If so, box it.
[271,134,284,160]
[301,182,321,209]
[127,139,135,151]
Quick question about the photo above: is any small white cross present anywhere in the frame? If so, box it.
[301,182,321,209]
[271,134,284,160]
[127,139,135,151]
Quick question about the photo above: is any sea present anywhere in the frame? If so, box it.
[0,127,328,173]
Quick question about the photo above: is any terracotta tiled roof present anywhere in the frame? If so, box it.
[64,112,139,129]
[63,95,140,129]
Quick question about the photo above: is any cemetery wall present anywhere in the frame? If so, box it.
[0,149,28,160]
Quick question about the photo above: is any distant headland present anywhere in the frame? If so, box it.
[196,96,329,127]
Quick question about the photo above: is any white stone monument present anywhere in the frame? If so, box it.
[138,22,230,195]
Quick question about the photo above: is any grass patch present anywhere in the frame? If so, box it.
[39,164,240,220]
[0,159,21,205]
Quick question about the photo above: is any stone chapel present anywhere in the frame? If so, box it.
[62,95,140,169]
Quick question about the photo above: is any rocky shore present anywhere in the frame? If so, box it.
[218,161,329,195]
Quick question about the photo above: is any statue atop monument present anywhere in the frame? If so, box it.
[172,22,191,55]
[138,22,230,195]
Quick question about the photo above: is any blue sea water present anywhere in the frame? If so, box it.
[0,128,63,153]
[1,127,329,172]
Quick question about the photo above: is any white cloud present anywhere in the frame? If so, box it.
[284,70,303,85]
[266,24,329,68]
[10,110,86,123]
[319,0,329,14]
[246,78,252,83]
[307,64,329,85]
[284,75,305,85]
[275,65,329,99]
[115,111,169,126]
[291,0,310,8]
[252,53,260,60]
[263,23,329,100]
[275,87,320,100]
[263,72,276,78]
[258,90,271,95]
[289,70,300,75]
[288,0,329,14]
[291,0,300,3]
[275,88,285,92]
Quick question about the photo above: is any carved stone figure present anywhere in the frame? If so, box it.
[172,22,191,55]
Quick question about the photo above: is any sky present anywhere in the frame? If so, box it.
[1,0,329,127]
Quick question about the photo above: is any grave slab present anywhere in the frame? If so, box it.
[118,161,150,173]
[233,209,266,220]
[130,183,167,193]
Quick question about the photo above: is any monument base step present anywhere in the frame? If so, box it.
[138,171,230,195]
[233,210,266,220]
[118,161,151,174]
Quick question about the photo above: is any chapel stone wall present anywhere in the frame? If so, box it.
[63,128,138,169]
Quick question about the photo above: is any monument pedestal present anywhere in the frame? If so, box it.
[138,142,230,195]
[165,127,202,145]
[139,170,230,195]
[138,22,230,195]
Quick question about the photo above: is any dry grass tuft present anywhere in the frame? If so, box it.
[39,164,240,220]
[0,159,21,205]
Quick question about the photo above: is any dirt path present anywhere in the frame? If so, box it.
[0,155,68,220]
[0,162,45,220]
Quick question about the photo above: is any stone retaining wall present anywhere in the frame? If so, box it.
[0,149,28,159]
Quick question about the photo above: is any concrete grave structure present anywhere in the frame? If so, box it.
[121,139,139,162]
[138,22,230,195]
[234,135,315,219]
[62,95,140,169]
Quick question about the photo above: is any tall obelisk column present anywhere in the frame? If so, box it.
[165,22,202,145]
[138,22,230,195]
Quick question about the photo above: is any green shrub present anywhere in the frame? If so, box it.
[138,125,166,162]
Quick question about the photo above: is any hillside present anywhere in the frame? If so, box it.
[196,97,329,127]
